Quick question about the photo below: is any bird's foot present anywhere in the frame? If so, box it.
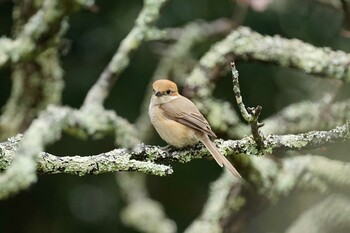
[160,144,177,157]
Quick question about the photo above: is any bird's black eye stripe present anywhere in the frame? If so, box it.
[166,90,171,95]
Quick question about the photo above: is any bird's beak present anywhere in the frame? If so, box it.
[155,91,162,97]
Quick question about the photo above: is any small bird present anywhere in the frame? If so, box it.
[149,79,241,177]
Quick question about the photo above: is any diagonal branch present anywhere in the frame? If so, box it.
[83,0,169,107]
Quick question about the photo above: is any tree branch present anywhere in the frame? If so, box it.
[1,120,349,178]
[0,0,94,68]
[231,61,265,148]
[0,104,140,199]
[117,173,177,233]
[180,24,350,138]
[184,154,350,233]
[0,137,172,176]
[229,27,350,82]
[285,194,350,233]
[83,0,169,107]
[133,120,350,163]
[262,98,350,134]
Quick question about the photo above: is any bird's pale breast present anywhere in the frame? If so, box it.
[149,105,198,148]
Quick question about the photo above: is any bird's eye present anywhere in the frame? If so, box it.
[166,90,171,95]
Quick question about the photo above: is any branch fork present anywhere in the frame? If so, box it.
[231,61,265,149]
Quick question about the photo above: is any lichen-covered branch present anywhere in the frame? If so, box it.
[184,26,350,104]
[132,120,350,164]
[75,1,176,231]
[184,154,350,233]
[227,27,350,82]
[0,0,94,68]
[262,98,350,135]
[1,120,349,179]
[285,194,350,233]
[64,105,140,148]
[184,171,242,233]
[117,174,177,233]
[83,0,169,107]
[0,106,69,199]
[0,136,172,176]
[230,61,265,148]
[182,23,350,138]
[0,0,68,139]
[158,18,236,41]
[0,104,140,199]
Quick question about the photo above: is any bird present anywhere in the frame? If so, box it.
[148,79,241,177]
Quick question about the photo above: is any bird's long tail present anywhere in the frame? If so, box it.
[199,134,241,178]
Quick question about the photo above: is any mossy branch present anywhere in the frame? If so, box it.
[0,0,94,68]
[262,98,350,134]
[231,61,265,148]
[229,27,350,82]
[83,0,169,107]
[1,120,349,180]
[0,105,140,199]
[285,194,350,233]
[184,154,350,233]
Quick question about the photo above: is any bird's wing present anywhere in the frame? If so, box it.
[160,96,217,138]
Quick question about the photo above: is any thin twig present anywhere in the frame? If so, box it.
[230,61,265,149]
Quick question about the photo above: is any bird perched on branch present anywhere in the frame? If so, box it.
[149,79,241,177]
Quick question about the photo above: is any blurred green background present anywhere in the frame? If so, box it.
[0,0,349,233]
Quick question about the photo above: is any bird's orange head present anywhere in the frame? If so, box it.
[152,79,179,97]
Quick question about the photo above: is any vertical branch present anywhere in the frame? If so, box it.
[0,0,68,139]
[230,61,265,148]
